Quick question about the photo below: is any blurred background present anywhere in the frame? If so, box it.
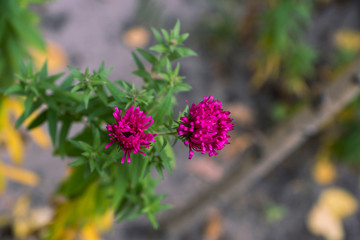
[2,0,360,239]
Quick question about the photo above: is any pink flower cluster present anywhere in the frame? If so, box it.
[106,96,233,163]
[177,95,234,159]
[105,105,156,163]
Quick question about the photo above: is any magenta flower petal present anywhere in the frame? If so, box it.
[106,105,157,163]
[177,96,234,159]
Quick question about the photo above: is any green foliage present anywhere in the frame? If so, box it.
[8,21,195,230]
[332,96,360,165]
[254,0,317,94]
[0,0,45,88]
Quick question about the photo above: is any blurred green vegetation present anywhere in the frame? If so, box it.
[0,0,45,89]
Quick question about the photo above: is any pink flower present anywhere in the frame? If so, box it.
[177,95,234,159]
[105,105,156,163]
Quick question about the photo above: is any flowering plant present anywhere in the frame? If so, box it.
[4,20,232,238]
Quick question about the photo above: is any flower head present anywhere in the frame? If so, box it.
[177,95,234,159]
[105,105,156,163]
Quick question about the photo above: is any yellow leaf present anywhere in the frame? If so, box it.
[81,224,103,240]
[313,159,336,185]
[4,127,24,164]
[0,160,6,194]
[29,128,51,149]
[30,40,67,74]
[7,97,24,118]
[318,188,358,219]
[307,203,344,240]
[334,29,360,52]
[95,210,113,232]
[123,26,150,48]
[12,195,31,239]
[0,162,39,186]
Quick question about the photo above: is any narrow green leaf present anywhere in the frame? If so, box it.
[59,76,75,90]
[137,49,158,65]
[59,119,72,157]
[106,81,126,103]
[173,20,181,38]
[113,164,128,209]
[4,84,22,95]
[131,52,145,70]
[175,47,197,57]
[152,92,173,127]
[47,109,58,146]
[150,44,167,53]
[151,27,163,43]
[39,61,48,82]
[84,88,91,109]
[147,213,159,229]
[27,109,48,130]
[68,157,87,167]
[15,100,41,128]
[161,29,170,43]
[24,97,33,117]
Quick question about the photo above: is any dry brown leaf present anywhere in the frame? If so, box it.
[28,207,54,230]
[123,26,150,48]
[318,188,358,219]
[334,29,360,52]
[188,158,224,181]
[30,40,67,74]
[313,159,336,185]
[223,135,252,159]
[226,103,254,125]
[204,208,223,240]
[307,203,344,240]
[307,187,358,240]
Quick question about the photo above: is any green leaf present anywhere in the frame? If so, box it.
[38,61,48,82]
[47,109,58,146]
[4,84,23,95]
[137,49,158,65]
[151,27,163,44]
[15,100,41,128]
[115,80,132,91]
[59,76,74,90]
[24,96,34,117]
[93,127,100,147]
[175,47,197,57]
[131,52,145,70]
[68,157,87,167]
[133,69,152,81]
[84,88,91,109]
[150,44,168,53]
[152,92,173,127]
[59,119,72,158]
[161,29,170,43]
[147,213,158,229]
[27,109,48,130]
[173,20,181,38]
[179,33,189,43]
[174,82,192,93]
[70,140,92,152]
[113,164,128,209]
[106,81,126,103]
